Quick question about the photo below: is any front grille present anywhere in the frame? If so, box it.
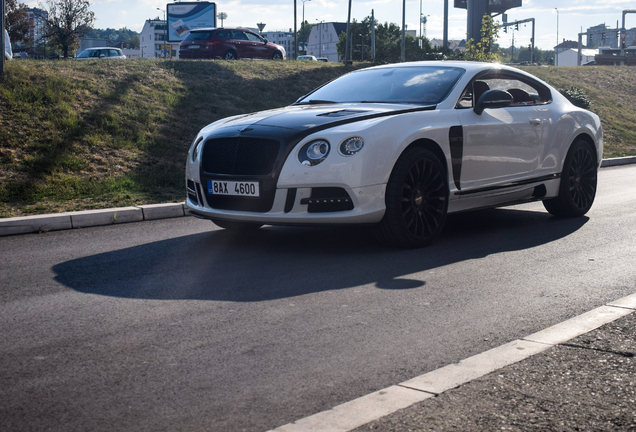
[202,137,281,176]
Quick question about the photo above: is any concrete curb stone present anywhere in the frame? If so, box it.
[0,203,186,236]
[70,207,143,228]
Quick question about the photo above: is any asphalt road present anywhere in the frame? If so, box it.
[1,165,635,432]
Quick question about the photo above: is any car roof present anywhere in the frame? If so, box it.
[190,27,255,32]
[82,47,121,50]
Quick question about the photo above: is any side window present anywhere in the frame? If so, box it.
[232,31,249,41]
[246,32,263,42]
[216,30,230,41]
[109,49,120,57]
[456,71,551,109]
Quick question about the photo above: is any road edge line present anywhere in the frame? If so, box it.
[269,293,636,432]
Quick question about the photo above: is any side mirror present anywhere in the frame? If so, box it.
[263,38,269,44]
[474,89,513,115]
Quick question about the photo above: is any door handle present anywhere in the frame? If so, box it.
[529,118,542,125]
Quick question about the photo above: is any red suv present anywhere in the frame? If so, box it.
[179,28,286,60]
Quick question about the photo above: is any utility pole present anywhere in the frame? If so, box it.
[157,8,167,58]
[1,0,6,76]
[443,0,448,50]
[401,0,405,62]
[294,0,297,60]
[371,9,375,60]
[344,0,351,65]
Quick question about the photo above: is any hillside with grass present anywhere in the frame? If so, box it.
[0,60,634,218]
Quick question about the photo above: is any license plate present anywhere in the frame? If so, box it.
[189,44,200,49]
[208,180,259,197]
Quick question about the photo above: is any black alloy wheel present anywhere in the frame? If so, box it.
[272,51,283,60]
[377,147,448,248]
[543,139,597,217]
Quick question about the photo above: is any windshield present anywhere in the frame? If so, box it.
[296,66,465,105]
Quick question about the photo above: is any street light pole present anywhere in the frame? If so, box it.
[157,8,167,59]
[301,0,310,54]
[555,7,559,66]
[316,20,324,58]
[401,0,406,62]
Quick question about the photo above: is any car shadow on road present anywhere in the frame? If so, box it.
[53,208,588,302]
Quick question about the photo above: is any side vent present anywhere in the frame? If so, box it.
[187,180,198,205]
[301,187,354,213]
[285,188,297,213]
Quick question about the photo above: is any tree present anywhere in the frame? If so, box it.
[44,0,95,58]
[460,15,500,62]
[336,16,433,64]
[6,0,31,44]
[298,21,313,53]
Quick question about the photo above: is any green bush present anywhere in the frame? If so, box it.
[558,86,591,110]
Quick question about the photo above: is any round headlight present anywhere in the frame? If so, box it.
[299,140,330,166]
[339,137,364,156]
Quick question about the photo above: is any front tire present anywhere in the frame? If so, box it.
[212,219,263,231]
[543,140,597,217]
[272,51,283,60]
[377,147,448,248]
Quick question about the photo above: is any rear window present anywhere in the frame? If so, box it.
[184,32,211,41]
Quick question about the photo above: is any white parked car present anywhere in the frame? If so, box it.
[76,47,127,59]
[185,61,602,247]
[297,55,317,61]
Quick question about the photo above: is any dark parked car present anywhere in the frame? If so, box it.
[179,28,286,60]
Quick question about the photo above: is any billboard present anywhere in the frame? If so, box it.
[454,0,521,14]
[167,2,217,42]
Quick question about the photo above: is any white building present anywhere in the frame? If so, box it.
[27,8,48,46]
[556,48,598,66]
[140,19,180,58]
[262,30,295,59]
[430,39,466,52]
[307,22,347,62]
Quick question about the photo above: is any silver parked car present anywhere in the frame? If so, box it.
[76,47,127,59]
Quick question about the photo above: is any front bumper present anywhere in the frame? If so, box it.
[185,183,386,225]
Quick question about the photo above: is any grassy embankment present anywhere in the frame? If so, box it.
[0,60,634,218]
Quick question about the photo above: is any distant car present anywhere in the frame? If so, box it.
[185,61,603,248]
[179,28,286,60]
[316,57,329,62]
[297,55,317,61]
[583,60,598,66]
[76,47,127,59]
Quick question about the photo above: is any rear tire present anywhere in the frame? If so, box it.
[376,147,448,248]
[223,50,237,60]
[212,219,262,231]
[543,140,597,217]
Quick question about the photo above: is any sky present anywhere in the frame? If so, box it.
[24,0,636,50]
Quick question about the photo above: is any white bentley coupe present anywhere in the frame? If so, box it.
[185,61,602,248]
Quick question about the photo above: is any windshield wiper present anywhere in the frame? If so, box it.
[296,99,338,105]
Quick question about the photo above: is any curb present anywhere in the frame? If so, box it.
[600,155,636,167]
[270,293,636,432]
[1,157,635,237]
[0,203,187,237]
